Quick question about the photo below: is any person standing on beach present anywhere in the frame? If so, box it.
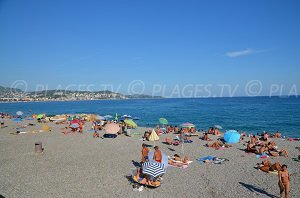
[153,146,162,163]
[278,164,290,198]
[141,143,149,163]
[0,118,4,128]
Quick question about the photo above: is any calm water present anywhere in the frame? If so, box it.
[1,97,299,137]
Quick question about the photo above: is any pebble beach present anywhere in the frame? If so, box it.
[0,119,299,198]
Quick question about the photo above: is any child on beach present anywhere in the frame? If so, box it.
[278,164,290,198]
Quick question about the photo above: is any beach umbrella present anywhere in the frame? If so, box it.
[70,119,80,124]
[214,125,223,130]
[104,115,113,119]
[70,123,80,128]
[159,118,168,125]
[16,111,23,116]
[96,115,105,120]
[149,129,159,147]
[224,130,240,144]
[180,122,195,128]
[142,162,166,178]
[104,123,120,134]
[37,114,44,119]
[121,115,132,119]
[148,151,169,168]
[133,117,140,120]
[124,119,137,128]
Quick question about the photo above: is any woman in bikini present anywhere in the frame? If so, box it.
[278,164,290,198]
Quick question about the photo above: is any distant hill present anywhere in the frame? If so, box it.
[0,85,162,101]
[0,85,23,94]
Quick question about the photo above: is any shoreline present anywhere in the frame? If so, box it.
[0,95,299,104]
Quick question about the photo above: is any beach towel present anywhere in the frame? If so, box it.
[197,156,215,163]
[256,154,269,159]
[184,140,193,143]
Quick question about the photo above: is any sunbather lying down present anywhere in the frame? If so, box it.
[133,168,160,187]
[206,141,232,149]
[165,138,180,145]
[257,160,281,173]
[168,154,191,167]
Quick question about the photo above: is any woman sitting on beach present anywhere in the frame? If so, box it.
[190,127,196,134]
[267,142,278,151]
[167,125,173,133]
[171,126,177,133]
[246,142,256,153]
[213,129,220,136]
[134,168,160,186]
[202,133,212,141]
[143,131,150,141]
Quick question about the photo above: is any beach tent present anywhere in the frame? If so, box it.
[159,118,168,125]
[149,129,159,146]
[148,151,169,168]
[224,130,240,144]
[124,119,137,128]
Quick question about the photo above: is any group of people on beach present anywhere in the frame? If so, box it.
[246,133,288,157]
[1,112,297,197]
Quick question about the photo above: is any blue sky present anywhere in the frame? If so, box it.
[0,0,299,97]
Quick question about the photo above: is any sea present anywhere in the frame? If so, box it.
[0,97,299,138]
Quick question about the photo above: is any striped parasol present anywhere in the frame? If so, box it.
[142,162,166,178]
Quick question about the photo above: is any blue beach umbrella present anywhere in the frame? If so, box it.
[16,111,23,116]
[224,130,240,144]
[148,151,169,168]
[142,162,166,178]
[104,115,113,119]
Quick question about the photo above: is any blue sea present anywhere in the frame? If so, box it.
[1,97,299,137]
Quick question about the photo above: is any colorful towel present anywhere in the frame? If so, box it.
[197,156,215,163]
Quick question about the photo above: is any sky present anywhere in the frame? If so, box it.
[0,0,299,97]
